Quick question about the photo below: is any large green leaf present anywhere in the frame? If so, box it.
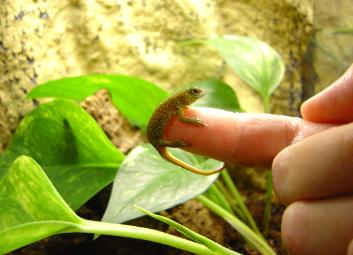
[198,36,285,100]
[102,144,221,224]
[0,156,83,254]
[183,79,243,112]
[27,74,168,129]
[0,156,233,255]
[0,100,124,210]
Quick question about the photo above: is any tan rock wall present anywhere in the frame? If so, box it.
[313,0,353,91]
[0,0,313,152]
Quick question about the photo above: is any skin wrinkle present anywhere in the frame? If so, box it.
[167,109,333,169]
[233,113,293,166]
[229,112,244,166]
[286,117,301,145]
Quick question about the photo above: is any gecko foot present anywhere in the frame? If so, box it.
[191,117,207,127]
[179,116,206,127]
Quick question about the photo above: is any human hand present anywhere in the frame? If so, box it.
[273,65,353,255]
[164,66,353,255]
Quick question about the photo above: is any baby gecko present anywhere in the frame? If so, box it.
[147,87,225,175]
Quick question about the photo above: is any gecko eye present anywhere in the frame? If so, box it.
[189,87,203,97]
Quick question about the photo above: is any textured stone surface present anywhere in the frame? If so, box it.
[0,0,313,153]
[313,0,353,91]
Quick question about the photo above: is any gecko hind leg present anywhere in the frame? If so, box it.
[159,139,189,148]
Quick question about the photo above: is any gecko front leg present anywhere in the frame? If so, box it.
[177,108,206,126]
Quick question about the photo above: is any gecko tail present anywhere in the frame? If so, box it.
[160,148,225,176]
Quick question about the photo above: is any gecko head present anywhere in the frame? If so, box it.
[187,87,205,99]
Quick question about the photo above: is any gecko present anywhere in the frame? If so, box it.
[146,87,225,175]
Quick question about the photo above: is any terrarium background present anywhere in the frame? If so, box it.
[1,0,352,254]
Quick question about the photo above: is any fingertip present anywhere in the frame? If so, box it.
[281,202,309,255]
[300,98,312,120]
[272,149,291,205]
[283,196,353,255]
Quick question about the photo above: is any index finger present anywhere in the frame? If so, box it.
[165,108,334,168]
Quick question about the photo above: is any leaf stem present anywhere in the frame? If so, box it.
[263,171,273,236]
[78,219,222,255]
[197,196,276,255]
[221,171,261,236]
[214,180,244,219]
[262,94,270,113]
[208,183,234,214]
[135,205,241,255]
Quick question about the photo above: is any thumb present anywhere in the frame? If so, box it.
[301,64,353,124]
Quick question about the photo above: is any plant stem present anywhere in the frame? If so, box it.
[221,171,261,236]
[77,219,222,255]
[136,205,241,255]
[208,183,234,214]
[215,180,245,219]
[261,95,273,237]
[197,196,276,255]
[263,170,273,236]
[262,94,270,113]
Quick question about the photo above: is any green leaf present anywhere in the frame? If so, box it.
[0,156,83,254]
[27,74,168,129]
[102,144,221,224]
[198,36,285,99]
[0,157,230,255]
[183,79,243,112]
[0,100,124,210]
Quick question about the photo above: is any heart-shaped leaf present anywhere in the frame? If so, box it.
[0,156,83,254]
[1,156,231,255]
[27,75,168,129]
[102,144,221,224]
[206,35,285,99]
[0,100,124,210]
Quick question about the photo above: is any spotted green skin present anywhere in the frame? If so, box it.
[146,88,204,149]
[146,88,225,176]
